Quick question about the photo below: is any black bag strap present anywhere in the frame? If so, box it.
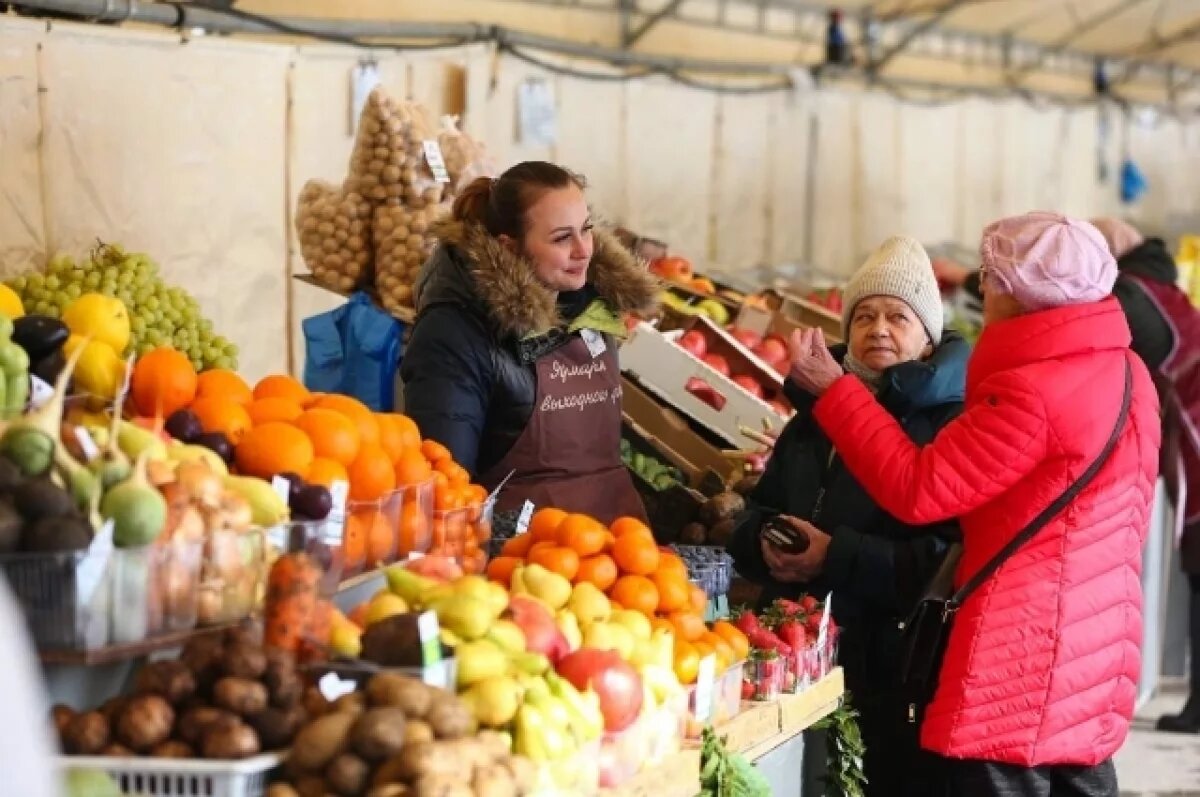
[949,358,1133,610]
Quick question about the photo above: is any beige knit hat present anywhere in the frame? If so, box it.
[842,236,943,342]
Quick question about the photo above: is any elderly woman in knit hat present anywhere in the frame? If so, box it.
[789,211,1161,796]
[728,236,969,797]
[1093,216,1200,736]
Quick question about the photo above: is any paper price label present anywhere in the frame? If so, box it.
[28,376,53,410]
[77,519,115,602]
[423,140,451,184]
[817,591,833,650]
[418,610,442,666]
[515,500,535,535]
[271,475,293,506]
[580,328,607,359]
[318,672,358,702]
[694,655,717,722]
[74,427,101,462]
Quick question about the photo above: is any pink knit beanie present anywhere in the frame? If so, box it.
[979,212,1117,312]
[1089,217,1145,259]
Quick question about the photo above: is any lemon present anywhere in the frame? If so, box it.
[0,284,24,319]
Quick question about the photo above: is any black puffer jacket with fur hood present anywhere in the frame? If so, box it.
[400,221,658,478]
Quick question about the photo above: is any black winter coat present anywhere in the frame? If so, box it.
[1113,238,1178,371]
[399,221,658,478]
[727,335,968,796]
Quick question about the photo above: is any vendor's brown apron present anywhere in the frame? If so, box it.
[478,333,648,526]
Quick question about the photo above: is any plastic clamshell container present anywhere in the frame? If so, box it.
[59,753,282,797]
[747,655,787,701]
[111,539,203,645]
[344,489,403,576]
[685,659,745,735]
[263,518,345,662]
[0,548,112,650]
[430,501,491,573]
[396,478,435,559]
[530,739,600,795]
[197,528,265,626]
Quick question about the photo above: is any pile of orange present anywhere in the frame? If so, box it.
[485,510,747,684]
[136,359,491,575]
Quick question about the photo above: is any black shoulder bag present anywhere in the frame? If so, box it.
[898,360,1133,723]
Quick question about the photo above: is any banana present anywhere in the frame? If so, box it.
[222,474,289,526]
[513,704,551,762]
[524,687,573,737]
[546,672,604,742]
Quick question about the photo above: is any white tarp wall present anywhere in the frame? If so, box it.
[0,17,1194,379]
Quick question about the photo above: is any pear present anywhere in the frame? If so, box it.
[330,623,362,658]
[455,639,510,688]
[582,622,635,660]
[508,651,551,676]
[567,582,611,626]
[610,609,652,641]
[429,595,494,641]
[485,619,526,654]
[521,563,572,610]
[461,675,523,728]
[555,609,583,653]
[364,593,410,627]
[385,565,439,606]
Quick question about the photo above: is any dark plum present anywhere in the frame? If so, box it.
[291,485,332,521]
[164,409,204,443]
[193,432,234,465]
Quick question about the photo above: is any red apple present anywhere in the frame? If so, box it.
[729,327,763,350]
[701,353,731,377]
[755,336,790,370]
[649,256,694,282]
[732,375,764,399]
[685,377,727,411]
[678,330,708,358]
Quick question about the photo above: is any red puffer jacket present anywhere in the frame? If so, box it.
[813,298,1161,766]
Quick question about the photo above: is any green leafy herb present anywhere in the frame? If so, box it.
[812,693,868,797]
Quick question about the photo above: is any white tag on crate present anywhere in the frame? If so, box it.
[515,500,535,535]
[74,427,100,462]
[272,475,293,506]
[817,591,833,650]
[76,519,115,602]
[318,671,358,702]
[423,140,451,184]
[694,655,717,722]
[28,375,53,410]
[418,610,442,665]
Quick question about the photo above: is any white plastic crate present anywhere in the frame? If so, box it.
[60,753,282,797]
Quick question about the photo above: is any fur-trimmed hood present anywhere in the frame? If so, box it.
[414,219,660,339]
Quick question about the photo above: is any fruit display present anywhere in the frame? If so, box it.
[5,242,239,372]
[660,290,732,327]
[55,626,307,760]
[0,313,31,417]
[11,313,70,390]
[272,671,537,797]
[733,596,838,698]
[619,438,683,491]
[674,325,793,419]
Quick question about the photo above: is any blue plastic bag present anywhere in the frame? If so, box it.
[302,292,403,411]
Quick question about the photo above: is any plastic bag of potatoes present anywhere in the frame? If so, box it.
[437,114,497,194]
[295,179,373,293]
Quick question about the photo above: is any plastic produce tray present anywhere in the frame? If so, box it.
[59,753,282,797]
[671,545,734,597]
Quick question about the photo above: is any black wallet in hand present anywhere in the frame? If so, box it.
[760,515,810,555]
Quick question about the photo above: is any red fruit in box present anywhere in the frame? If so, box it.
[685,377,727,411]
[678,330,708,358]
[650,256,693,282]
[729,327,763,349]
[755,336,790,371]
[508,594,570,663]
[800,595,819,613]
[777,619,808,650]
[733,610,761,635]
[805,613,822,634]
[701,353,731,378]
[731,375,764,399]
[741,679,755,700]
[748,628,791,657]
[556,648,644,733]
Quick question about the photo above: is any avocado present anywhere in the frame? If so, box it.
[360,614,423,668]
[0,457,23,494]
[0,501,22,553]
[22,515,93,553]
[13,478,77,523]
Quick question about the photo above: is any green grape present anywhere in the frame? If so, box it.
[102,268,117,282]
[160,319,176,336]
[100,281,116,294]
[83,272,101,289]
[138,342,156,357]
[203,346,220,361]
[145,297,159,312]
[213,356,232,370]
[63,284,81,300]
[130,316,146,334]
[44,275,60,290]
[34,301,52,316]
[26,274,43,290]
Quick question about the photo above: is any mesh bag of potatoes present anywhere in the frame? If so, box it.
[437,114,497,195]
[295,179,374,293]
[373,200,440,314]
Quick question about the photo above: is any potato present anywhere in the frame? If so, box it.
[63,710,110,754]
[266,786,301,797]
[289,711,355,772]
[100,743,134,757]
[51,704,76,737]
[350,707,407,761]
[293,776,329,797]
[98,697,129,727]
[474,730,511,764]
[151,740,195,758]
[134,660,197,705]
[201,721,261,759]
[472,765,517,797]
[367,787,411,797]
[213,677,269,717]
[251,705,306,750]
[177,706,239,746]
[303,686,333,718]
[116,695,174,752]
[222,643,268,680]
[425,697,474,740]
[333,692,366,717]
[403,720,434,746]
[265,660,304,709]
[366,673,432,717]
[326,753,371,796]
[413,773,473,797]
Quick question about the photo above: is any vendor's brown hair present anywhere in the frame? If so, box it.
[452,161,587,241]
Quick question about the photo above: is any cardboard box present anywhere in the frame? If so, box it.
[767,289,844,341]
[736,301,844,345]
[620,376,740,489]
[619,322,787,446]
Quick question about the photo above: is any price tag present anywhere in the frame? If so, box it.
[580,328,607,359]
[115,355,135,409]
[325,480,350,545]
[418,610,442,666]
[318,671,358,702]
[28,375,53,410]
[76,519,115,602]
[407,551,426,562]
[350,61,381,136]
[423,140,451,184]
[74,427,100,462]
[271,475,293,506]
[514,500,535,535]
[817,591,833,650]
[694,655,717,722]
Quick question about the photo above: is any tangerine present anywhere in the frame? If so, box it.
[397,501,429,556]
[131,347,197,418]
[501,534,534,558]
[311,393,380,446]
[347,443,396,502]
[673,640,701,685]
[247,396,304,425]
[421,439,453,464]
[235,421,315,480]
[195,368,252,406]
[306,457,349,488]
[486,555,522,586]
[253,374,311,405]
[394,448,434,487]
[374,414,409,463]
[652,571,691,613]
[609,575,659,616]
[528,508,568,543]
[434,458,470,487]
[575,553,618,591]
[610,516,653,539]
[612,533,660,576]
[529,545,580,581]
[557,514,608,557]
[668,610,706,642]
[190,397,253,445]
[656,552,689,581]
[689,584,709,615]
[293,408,361,467]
